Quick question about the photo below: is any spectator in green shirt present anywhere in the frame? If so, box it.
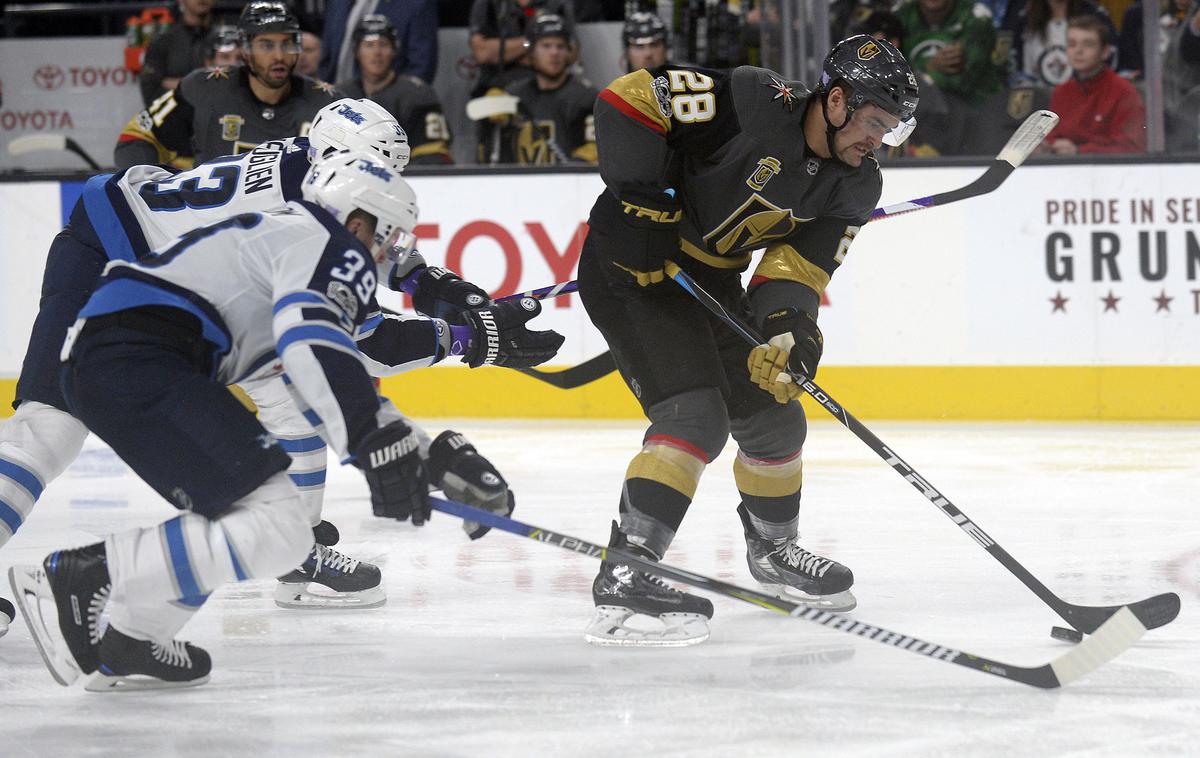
[896,0,1005,103]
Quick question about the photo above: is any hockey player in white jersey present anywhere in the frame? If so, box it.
[0,98,545,632]
[10,152,542,690]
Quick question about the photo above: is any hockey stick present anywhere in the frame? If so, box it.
[870,110,1058,221]
[8,133,102,171]
[663,261,1181,636]
[430,496,1146,688]
[496,280,578,302]
[513,110,1062,392]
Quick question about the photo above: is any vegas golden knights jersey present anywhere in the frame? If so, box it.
[595,64,882,297]
[336,76,452,165]
[116,65,341,168]
[500,75,598,166]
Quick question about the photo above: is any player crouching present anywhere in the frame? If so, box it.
[8,152,558,691]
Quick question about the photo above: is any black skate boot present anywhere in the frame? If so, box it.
[738,504,856,611]
[8,542,111,685]
[275,521,385,609]
[584,522,714,647]
[86,626,211,692]
[0,595,14,638]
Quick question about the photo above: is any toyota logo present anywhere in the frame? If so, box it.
[33,65,64,90]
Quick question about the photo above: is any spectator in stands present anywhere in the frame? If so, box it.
[320,0,439,85]
[622,11,669,72]
[336,15,453,164]
[1041,14,1146,153]
[139,0,215,106]
[1015,0,1113,87]
[468,0,577,97]
[1119,0,1192,78]
[202,24,241,69]
[1164,0,1200,150]
[489,14,596,165]
[298,31,323,78]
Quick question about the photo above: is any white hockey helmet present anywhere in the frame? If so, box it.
[308,98,411,174]
[301,151,419,277]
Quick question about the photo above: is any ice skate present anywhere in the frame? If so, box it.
[275,521,385,609]
[8,542,111,685]
[0,596,13,639]
[738,504,856,612]
[584,522,713,647]
[85,626,211,692]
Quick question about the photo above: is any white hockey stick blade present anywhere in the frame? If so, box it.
[8,133,69,156]
[1047,606,1146,686]
[997,110,1059,168]
[465,94,520,121]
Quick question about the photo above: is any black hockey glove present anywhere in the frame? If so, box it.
[352,421,431,525]
[410,266,491,324]
[748,307,823,404]
[460,297,565,369]
[428,430,516,540]
[601,189,681,287]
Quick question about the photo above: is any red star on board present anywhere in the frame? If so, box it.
[205,66,230,80]
[767,77,797,111]
[1153,290,1173,313]
[1049,291,1068,313]
[1100,290,1120,312]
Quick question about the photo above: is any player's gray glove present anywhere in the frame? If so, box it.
[748,307,823,404]
[352,420,431,524]
[460,297,565,369]
[410,266,490,324]
[428,430,515,540]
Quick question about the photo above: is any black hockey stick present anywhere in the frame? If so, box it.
[514,110,1062,392]
[870,110,1058,221]
[430,496,1146,688]
[664,261,1181,636]
[515,351,615,389]
[8,133,103,171]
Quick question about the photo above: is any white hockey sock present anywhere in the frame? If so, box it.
[0,401,88,544]
[240,375,327,527]
[104,471,313,641]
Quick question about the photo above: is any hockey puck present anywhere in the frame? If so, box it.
[1050,625,1084,643]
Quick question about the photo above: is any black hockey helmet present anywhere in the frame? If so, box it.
[352,14,398,51]
[205,24,240,58]
[238,1,301,46]
[819,34,919,147]
[623,12,668,47]
[526,13,571,45]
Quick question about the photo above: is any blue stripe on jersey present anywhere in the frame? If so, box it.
[163,517,203,600]
[0,458,44,500]
[303,409,322,427]
[227,542,247,581]
[288,469,327,488]
[60,181,86,228]
[277,324,357,355]
[358,313,383,337]
[273,292,326,314]
[81,173,137,262]
[0,499,22,534]
[278,436,325,454]
[79,277,232,354]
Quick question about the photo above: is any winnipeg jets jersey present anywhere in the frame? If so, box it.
[73,140,447,375]
[76,201,400,460]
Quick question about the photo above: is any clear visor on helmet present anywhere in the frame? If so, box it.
[852,108,917,147]
[374,224,418,264]
[883,116,916,147]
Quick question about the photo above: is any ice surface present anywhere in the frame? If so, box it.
[1,419,1196,757]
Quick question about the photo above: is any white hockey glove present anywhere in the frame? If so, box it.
[428,430,515,540]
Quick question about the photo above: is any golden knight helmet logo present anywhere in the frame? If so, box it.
[857,40,882,60]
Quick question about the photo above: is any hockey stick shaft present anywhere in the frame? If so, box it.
[870,110,1058,221]
[496,280,578,302]
[430,496,1145,688]
[664,262,1179,635]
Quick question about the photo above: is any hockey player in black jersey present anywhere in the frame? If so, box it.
[487,14,598,165]
[577,36,919,645]
[115,1,341,168]
[335,15,453,165]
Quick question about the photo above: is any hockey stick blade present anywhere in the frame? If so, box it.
[515,351,615,389]
[871,109,1059,220]
[8,133,102,170]
[465,94,520,121]
[664,262,1179,636]
[430,496,1146,688]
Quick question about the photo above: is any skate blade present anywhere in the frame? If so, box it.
[273,582,386,610]
[7,565,82,686]
[584,606,710,647]
[756,583,857,612]
[84,671,211,692]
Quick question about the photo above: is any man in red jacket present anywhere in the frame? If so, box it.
[1044,14,1146,154]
